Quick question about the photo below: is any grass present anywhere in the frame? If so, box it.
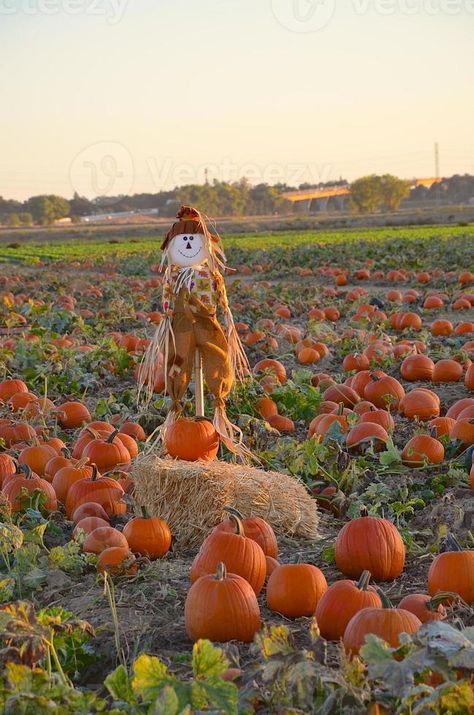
[0,224,473,265]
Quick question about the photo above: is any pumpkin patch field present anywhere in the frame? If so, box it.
[1,223,474,713]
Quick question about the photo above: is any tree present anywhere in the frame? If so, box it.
[349,175,383,213]
[379,175,411,211]
[25,195,70,225]
[19,212,33,226]
[6,213,21,227]
[69,192,94,217]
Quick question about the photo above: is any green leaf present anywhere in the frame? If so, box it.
[105,665,135,704]
[195,679,238,715]
[192,639,229,680]
[132,653,175,701]
[153,685,180,715]
[23,522,48,546]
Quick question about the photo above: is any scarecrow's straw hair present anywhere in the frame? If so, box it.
[131,454,320,551]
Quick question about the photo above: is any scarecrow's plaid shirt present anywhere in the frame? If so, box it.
[162,266,229,314]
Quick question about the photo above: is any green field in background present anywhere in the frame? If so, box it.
[0,224,473,265]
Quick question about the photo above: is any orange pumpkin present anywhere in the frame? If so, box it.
[346,422,389,453]
[359,409,394,433]
[253,358,286,384]
[58,401,92,429]
[0,379,28,402]
[364,372,405,412]
[214,507,278,558]
[73,516,110,538]
[335,511,405,581]
[185,562,261,643]
[451,418,474,448]
[122,510,171,558]
[446,398,474,420]
[82,525,128,554]
[17,444,58,477]
[97,547,137,576]
[0,453,16,488]
[428,535,474,604]
[3,463,57,513]
[400,389,440,421]
[397,593,446,623]
[401,435,444,467]
[429,417,456,439]
[315,570,382,641]
[190,513,266,595]
[82,430,131,472]
[72,502,110,523]
[65,467,125,518]
[266,563,328,618]
[432,359,463,383]
[52,460,93,504]
[164,418,219,461]
[343,605,421,655]
[400,354,434,382]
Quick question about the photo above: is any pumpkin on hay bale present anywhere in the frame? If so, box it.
[131,454,320,550]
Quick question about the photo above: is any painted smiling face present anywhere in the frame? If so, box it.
[168,233,208,268]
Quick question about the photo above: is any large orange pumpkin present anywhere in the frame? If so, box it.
[335,511,405,581]
[400,354,434,382]
[165,417,219,462]
[314,570,382,640]
[364,372,405,412]
[190,513,266,595]
[428,535,474,604]
[343,606,421,655]
[213,507,278,558]
[401,435,444,467]
[0,379,28,402]
[65,467,125,518]
[266,563,328,618]
[400,389,440,421]
[185,562,261,643]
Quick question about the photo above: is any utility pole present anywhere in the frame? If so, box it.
[204,168,209,185]
[434,142,440,179]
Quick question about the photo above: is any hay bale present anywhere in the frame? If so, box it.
[131,455,320,550]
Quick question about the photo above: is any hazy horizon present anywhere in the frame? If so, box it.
[2,0,473,201]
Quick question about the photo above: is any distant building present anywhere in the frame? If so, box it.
[79,208,159,223]
[53,217,72,225]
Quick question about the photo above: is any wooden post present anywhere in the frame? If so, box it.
[194,348,204,417]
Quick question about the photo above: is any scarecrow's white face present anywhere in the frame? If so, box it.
[168,233,208,268]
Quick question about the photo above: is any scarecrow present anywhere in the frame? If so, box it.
[139,206,250,456]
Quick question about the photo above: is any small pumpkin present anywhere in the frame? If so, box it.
[397,593,446,623]
[0,453,16,488]
[83,525,128,554]
[346,422,389,453]
[2,463,58,513]
[0,379,28,402]
[266,563,328,618]
[18,443,59,477]
[185,562,261,643]
[52,459,93,505]
[165,417,219,462]
[73,516,110,538]
[432,359,463,383]
[82,430,131,472]
[315,570,382,641]
[400,354,434,382]
[364,372,405,411]
[72,501,110,523]
[122,508,172,559]
[57,401,92,429]
[97,547,137,576]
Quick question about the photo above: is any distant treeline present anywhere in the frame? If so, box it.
[1,174,473,226]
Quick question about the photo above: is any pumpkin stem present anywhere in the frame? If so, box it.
[107,430,119,444]
[375,587,393,609]
[141,505,149,519]
[427,592,457,610]
[60,447,71,458]
[75,457,89,470]
[17,463,32,479]
[223,506,245,521]
[91,464,99,481]
[444,533,463,552]
[215,562,227,581]
[357,570,372,591]
[360,506,369,518]
[228,513,244,536]
[337,402,345,416]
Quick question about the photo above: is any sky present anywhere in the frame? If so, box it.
[1,0,473,201]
